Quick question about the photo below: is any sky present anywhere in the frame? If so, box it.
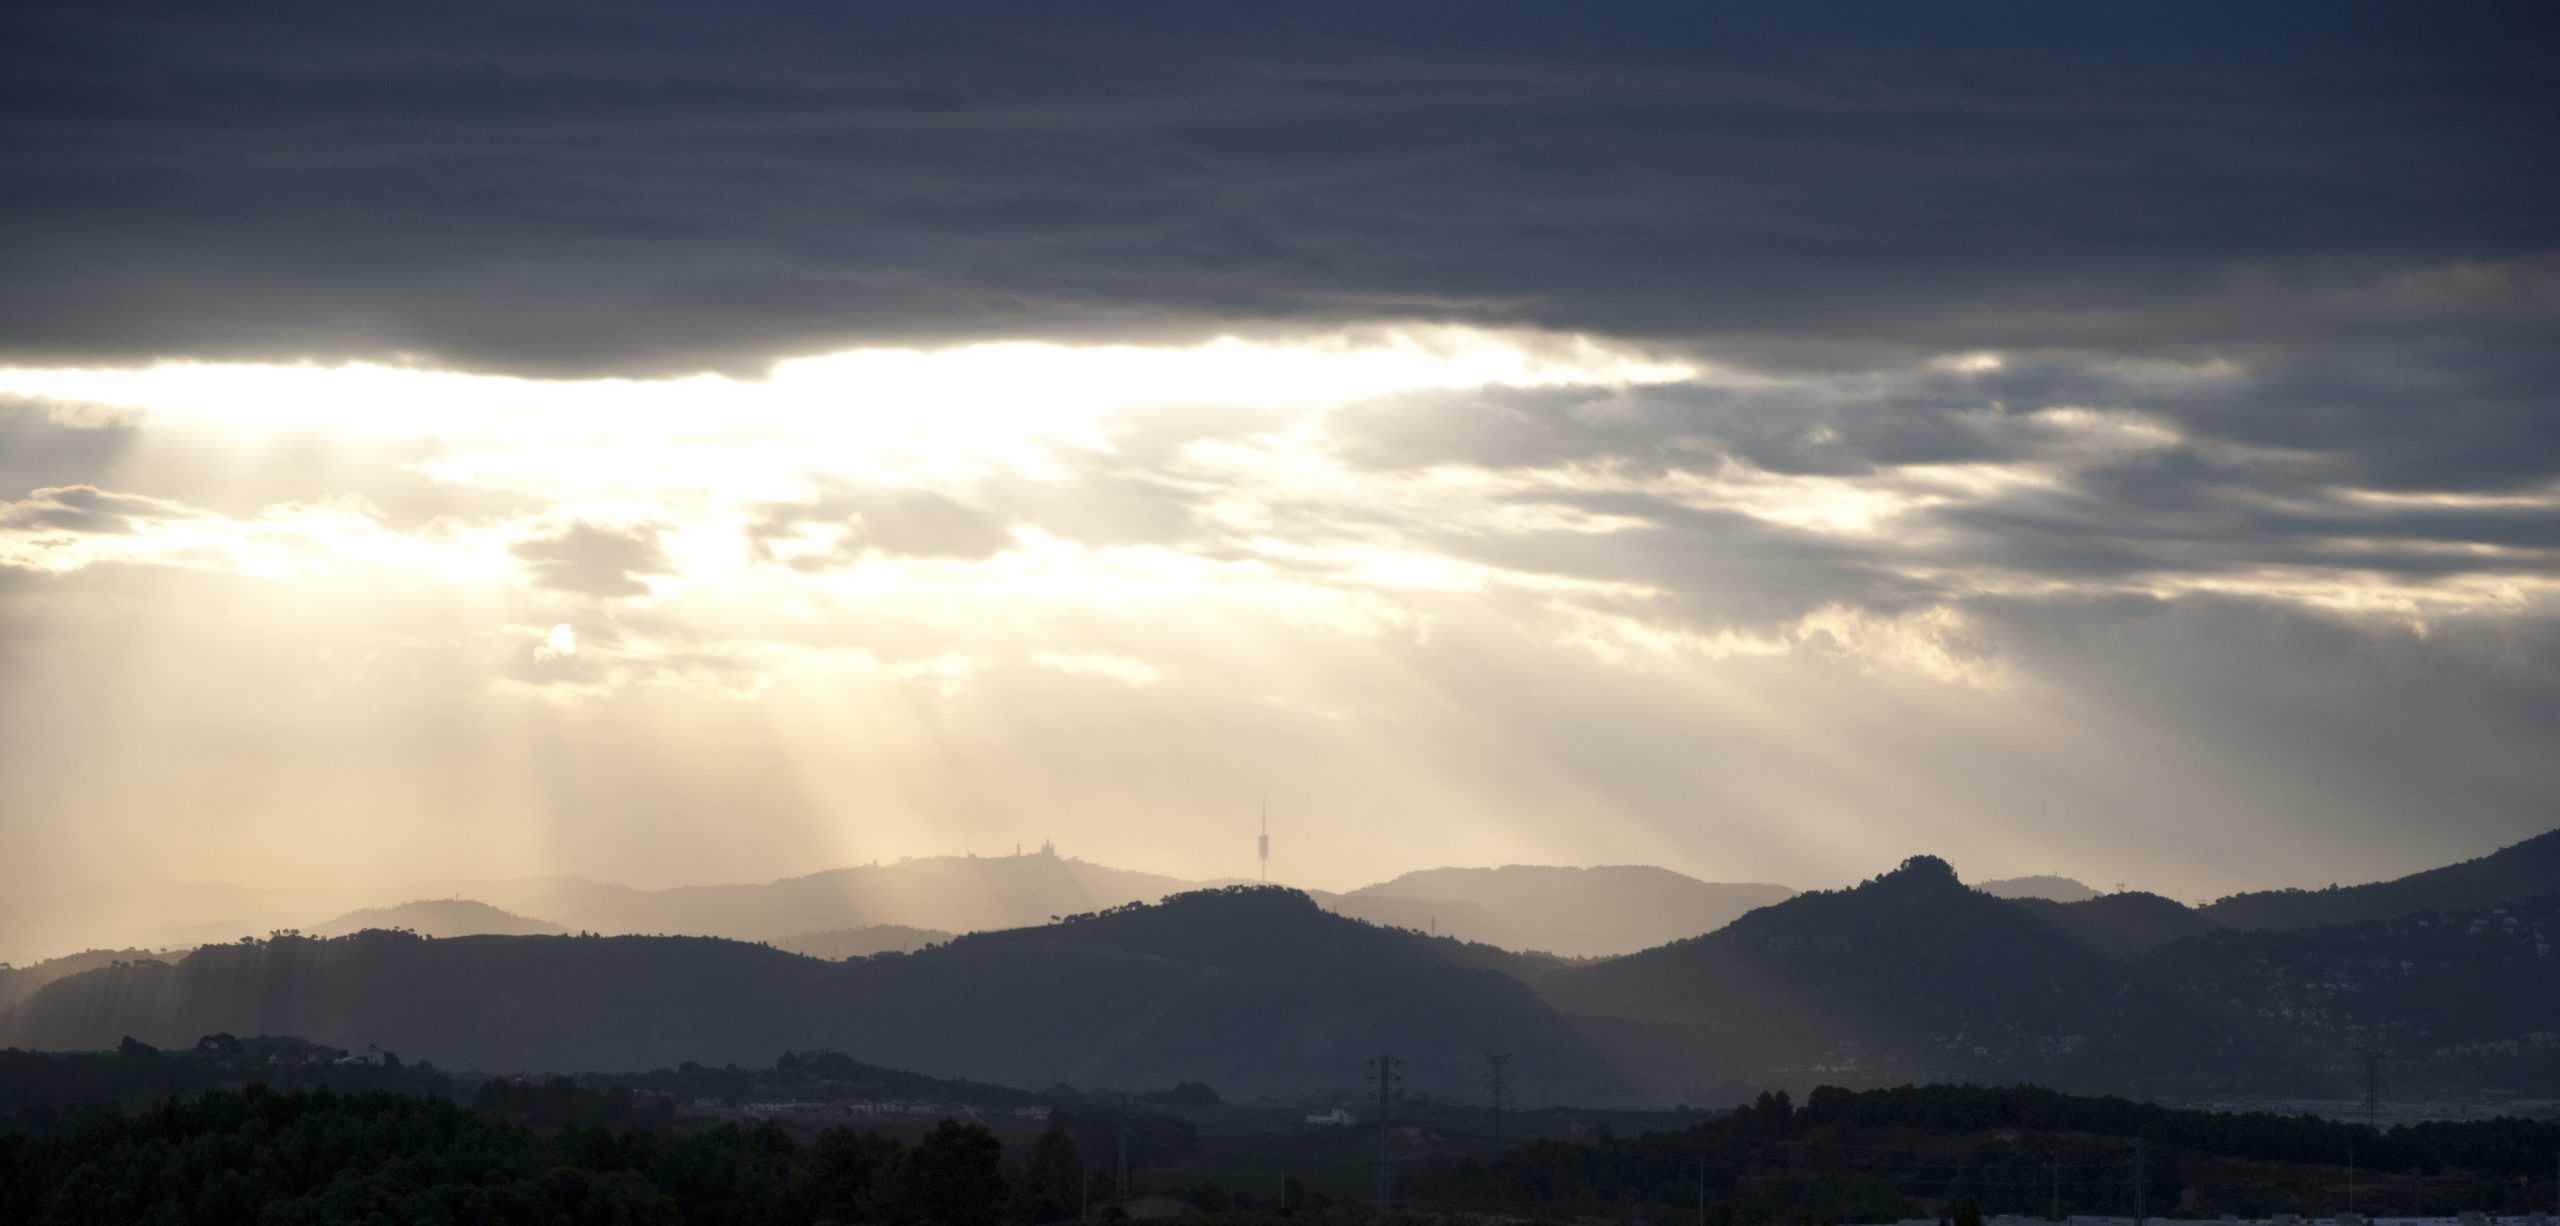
[0,2,2555,902]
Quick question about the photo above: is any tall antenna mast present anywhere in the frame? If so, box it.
[1258,799,1270,883]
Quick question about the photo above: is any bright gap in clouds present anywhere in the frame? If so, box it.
[0,325,2549,902]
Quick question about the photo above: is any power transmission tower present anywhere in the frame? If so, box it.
[1485,1053,1511,1141]
[1117,1118,1131,1206]
[2133,1137,2147,1226]
[2361,1049,2385,1132]
[1697,1157,1708,1226]
[1369,1054,1402,1216]
[2051,1152,2061,1222]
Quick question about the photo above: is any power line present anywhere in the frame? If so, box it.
[2133,1137,2147,1226]
[1369,1054,1402,1216]
[2362,1048,2386,1133]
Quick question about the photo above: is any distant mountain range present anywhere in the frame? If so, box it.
[0,853,1798,966]
[5,828,2554,1104]
[305,899,563,940]
[17,831,2554,972]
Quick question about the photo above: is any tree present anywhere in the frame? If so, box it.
[909,1119,1007,1225]
[798,1126,901,1223]
[1020,1125,1084,1223]
[1954,1194,1984,1226]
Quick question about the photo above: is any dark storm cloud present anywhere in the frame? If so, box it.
[0,1,2551,656]
[0,2,2550,379]
[510,522,669,598]
[1314,338,2560,611]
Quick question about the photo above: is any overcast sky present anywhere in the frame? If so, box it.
[1,2,2554,899]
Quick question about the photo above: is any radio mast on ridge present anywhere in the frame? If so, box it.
[1258,800,1270,883]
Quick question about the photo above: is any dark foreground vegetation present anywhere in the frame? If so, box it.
[0,1085,1111,1226]
[6,1074,2559,1224]
[1409,1084,2560,1221]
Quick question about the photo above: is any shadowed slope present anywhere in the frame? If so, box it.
[0,887,1613,1099]
[2009,892,2224,957]
[1542,856,2305,1094]
[2202,828,2560,931]
[1333,866,1795,957]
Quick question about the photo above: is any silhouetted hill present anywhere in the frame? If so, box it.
[2144,892,2560,1070]
[0,931,840,1075]
[0,948,167,1014]
[308,899,565,939]
[861,887,1617,1096]
[14,848,2554,1105]
[771,924,953,960]
[0,853,1197,964]
[1542,856,2305,1095]
[1330,866,1794,957]
[2201,828,2560,931]
[0,888,1612,1100]
[1977,874,2100,903]
[2009,891,2223,957]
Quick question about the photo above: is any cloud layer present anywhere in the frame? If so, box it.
[0,5,2552,901]
[1,4,2552,376]
[0,329,2551,899]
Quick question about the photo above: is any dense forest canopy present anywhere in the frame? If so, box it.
[6,1075,2557,1223]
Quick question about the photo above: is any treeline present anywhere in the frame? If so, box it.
[0,1086,1114,1225]
[0,1034,451,1129]
[1408,1084,2560,1221]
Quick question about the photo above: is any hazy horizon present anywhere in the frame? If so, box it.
[7,829,2529,910]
